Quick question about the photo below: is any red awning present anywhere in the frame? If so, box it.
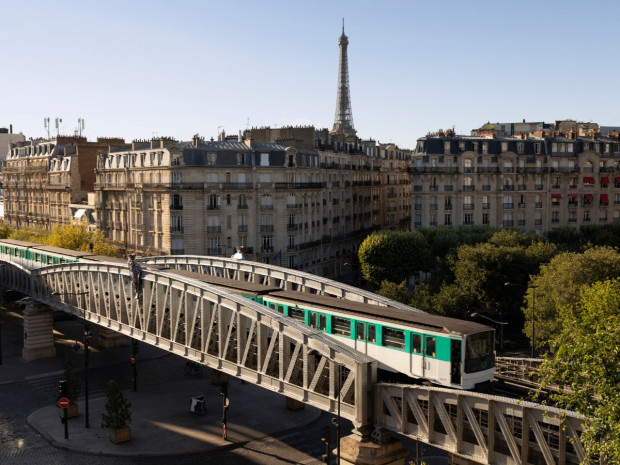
[616,176,620,184]
[601,194,609,203]
[552,194,562,199]
[584,194,594,200]
[584,176,595,184]
[601,176,610,184]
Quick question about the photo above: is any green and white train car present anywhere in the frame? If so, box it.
[259,291,495,390]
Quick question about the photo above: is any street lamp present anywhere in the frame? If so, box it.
[505,282,537,358]
[471,312,508,355]
[51,290,91,428]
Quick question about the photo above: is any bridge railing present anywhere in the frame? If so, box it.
[374,383,592,465]
[137,255,426,314]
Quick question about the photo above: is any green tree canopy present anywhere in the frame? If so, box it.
[537,279,620,462]
[435,230,556,322]
[358,230,429,287]
[525,246,620,351]
[376,280,413,306]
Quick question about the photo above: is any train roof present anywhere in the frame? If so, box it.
[269,291,490,336]
[83,255,127,264]
[165,269,282,296]
[30,245,93,258]
[0,239,41,247]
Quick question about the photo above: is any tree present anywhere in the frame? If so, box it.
[45,224,124,258]
[358,230,429,288]
[437,231,556,322]
[537,279,620,462]
[525,246,620,351]
[376,280,413,305]
[101,380,132,430]
[61,355,81,405]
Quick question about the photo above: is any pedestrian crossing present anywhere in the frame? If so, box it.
[25,371,107,402]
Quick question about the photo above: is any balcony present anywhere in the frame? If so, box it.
[207,205,220,211]
[462,185,475,192]
[260,204,273,210]
[238,225,248,233]
[535,184,543,190]
[502,220,514,227]
[207,226,221,233]
[444,185,453,191]
[535,219,542,226]
[445,204,452,211]
[414,204,422,211]
[287,224,299,231]
[429,204,438,211]
[170,226,184,234]
[482,185,491,191]
[518,220,526,226]
[535,202,542,208]
[503,203,514,209]
[237,204,248,210]
[482,203,490,209]
[170,204,183,210]
[207,247,222,255]
[429,186,439,192]
[502,185,515,191]
[518,185,526,191]
[260,247,274,254]
[463,203,475,210]
[260,225,274,233]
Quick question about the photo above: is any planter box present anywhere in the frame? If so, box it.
[109,426,131,444]
[58,403,79,418]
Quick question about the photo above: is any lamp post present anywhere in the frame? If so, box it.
[505,282,537,358]
[52,291,90,427]
[470,312,508,355]
[331,363,343,465]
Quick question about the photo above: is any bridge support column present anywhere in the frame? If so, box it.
[337,429,407,465]
[98,327,131,348]
[22,303,56,361]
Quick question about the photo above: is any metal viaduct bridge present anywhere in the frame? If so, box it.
[0,255,592,465]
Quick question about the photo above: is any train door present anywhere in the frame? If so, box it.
[423,335,438,381]
[354,321,366,353]
[410,333,423,378]
[450,339,462,385]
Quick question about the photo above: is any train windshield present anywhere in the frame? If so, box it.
[464,331,495,374]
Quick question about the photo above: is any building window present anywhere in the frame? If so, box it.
[517,143,524,154]
[463,213,474,225]
[444,214,451,226]
[482,213,489,225]
[237,152,246,165]
[207,152,217,166]
[552,211,560,223]
[260,153,270,166]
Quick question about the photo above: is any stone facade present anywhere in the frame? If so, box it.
[2,136,124,229]
[94,128,411,280]
[412,124,620,232]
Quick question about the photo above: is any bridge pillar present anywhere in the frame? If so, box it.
[98,327,131,348]
[337,429,407,465]
[22,303,56,361]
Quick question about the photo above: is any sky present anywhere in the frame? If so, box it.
[2,0,620,149]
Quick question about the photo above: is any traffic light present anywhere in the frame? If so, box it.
[58,379,68,398]
[320,425,331,444]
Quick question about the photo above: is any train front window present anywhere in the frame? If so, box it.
[464,331,495,373]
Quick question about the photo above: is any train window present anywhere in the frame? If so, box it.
[318,314,326,331]
[412,334,422,354]
[309,313,317,328]
[367,325,376,343]
[276,305,284,314]
[332,317,351,337]
[288,308,305,323]
[383,327,405,350]
[425,336,436,357]
[356,322,365,340]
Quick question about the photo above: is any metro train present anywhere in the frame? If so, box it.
[0,239,495,390]
[170,269,496,390]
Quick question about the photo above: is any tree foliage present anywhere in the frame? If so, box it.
[428,230,556,321]
[525,246,620,351]
[101,380,132,429]
[358,230,429,287]
[537,279,620,462]
[376,280,413,305]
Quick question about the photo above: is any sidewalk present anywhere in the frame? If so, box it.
[28,374,321,456]
[1,304,322,456]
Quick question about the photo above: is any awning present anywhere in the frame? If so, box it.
[584,194,593,200]
[73,208,86,218]
[584,176,595,184]
[616,176,620,184]
[601,194,609,203]
[552,194,562,199]
[601,176,610,184]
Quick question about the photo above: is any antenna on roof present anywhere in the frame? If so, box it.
[54,117,62,137]
[77,118,85,137]
[44,117,50,138]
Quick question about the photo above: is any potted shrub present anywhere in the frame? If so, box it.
[58,355,80,418]
[101,380,132,443]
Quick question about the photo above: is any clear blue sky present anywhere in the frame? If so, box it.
[2,0,620,149]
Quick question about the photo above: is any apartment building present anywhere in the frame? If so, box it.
[2,136,124,228]
[94,127,411,279]
[412,123,620,232]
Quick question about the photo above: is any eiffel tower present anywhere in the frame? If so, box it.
[331,19,356,136]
